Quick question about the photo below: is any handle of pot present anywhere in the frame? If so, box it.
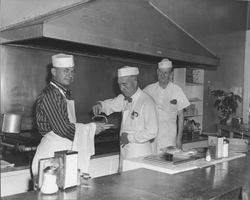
[92,115,108,123]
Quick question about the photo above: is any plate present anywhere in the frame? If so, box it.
[103,124,116,129]
[104,123,115,126]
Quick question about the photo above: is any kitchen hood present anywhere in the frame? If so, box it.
[0,0,219,66]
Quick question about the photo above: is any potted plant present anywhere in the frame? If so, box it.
[210,89,242,124]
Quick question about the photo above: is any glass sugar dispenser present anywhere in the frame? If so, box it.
[40,166,59,194]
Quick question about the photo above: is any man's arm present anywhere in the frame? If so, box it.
[175,85,190,149]
[176,109,184,149]
[99,94,126,115]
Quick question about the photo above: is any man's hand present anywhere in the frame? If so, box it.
[120,132,129,148]
[95,123,114,135]
[92,103,102,116]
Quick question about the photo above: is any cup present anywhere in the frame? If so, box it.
[80,173,91,188]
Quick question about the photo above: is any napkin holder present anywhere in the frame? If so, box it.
[208,136,224,159]
[54,150,78,190]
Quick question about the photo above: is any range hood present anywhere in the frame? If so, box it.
[0,0,219,66]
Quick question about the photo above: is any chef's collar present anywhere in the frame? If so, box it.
[50,80,71,99]
[157,81,172,90]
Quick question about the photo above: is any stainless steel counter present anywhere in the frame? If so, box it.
[3,155,250,200]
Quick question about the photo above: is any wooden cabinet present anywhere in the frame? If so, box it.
[174,68,204,139]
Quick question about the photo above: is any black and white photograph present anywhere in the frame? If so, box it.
[0,0,250,199]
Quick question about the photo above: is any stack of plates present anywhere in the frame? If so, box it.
[228,138,249,153]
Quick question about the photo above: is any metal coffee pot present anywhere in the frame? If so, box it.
[1,113,22,133]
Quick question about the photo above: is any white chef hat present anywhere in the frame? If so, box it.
[158,58,172,70]
[52,53,74,68]
[118,66,139,77]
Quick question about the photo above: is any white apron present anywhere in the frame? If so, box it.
[32,84,95,175]
[144,82,190,154]
[156,101,178,153]
[120,97,152,159]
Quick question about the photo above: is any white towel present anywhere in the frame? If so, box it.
[72,123,96,174]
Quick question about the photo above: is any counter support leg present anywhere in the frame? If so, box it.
[241,183,249,200]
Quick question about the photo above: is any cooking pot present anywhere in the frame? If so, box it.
[1,113,22,133]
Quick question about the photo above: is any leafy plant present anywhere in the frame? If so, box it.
[210,89,242,122]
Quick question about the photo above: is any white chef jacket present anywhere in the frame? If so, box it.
[100,88,158,158]
[144,82,190,152]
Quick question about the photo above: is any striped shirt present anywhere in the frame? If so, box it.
[36,80,75,141]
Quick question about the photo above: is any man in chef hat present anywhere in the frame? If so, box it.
[144,58,190,153]
[32,53,112,178]
[92,66,158,168]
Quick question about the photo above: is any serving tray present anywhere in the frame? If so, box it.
[144,153,204,165]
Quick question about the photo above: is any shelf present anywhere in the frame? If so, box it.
[182,135,208,144]
[184,114,202,118]
[174,67,204,131]
[186,82,203,86]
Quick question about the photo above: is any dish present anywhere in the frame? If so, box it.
[101,124,116,130]
[104,123,115,127]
